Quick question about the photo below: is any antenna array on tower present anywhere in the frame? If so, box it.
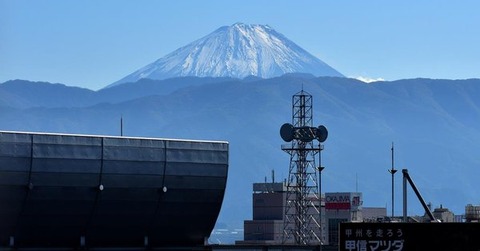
[280,90,328,245]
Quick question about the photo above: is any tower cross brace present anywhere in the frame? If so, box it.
[280,90,327,245]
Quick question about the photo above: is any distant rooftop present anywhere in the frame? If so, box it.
[253,182,286,193]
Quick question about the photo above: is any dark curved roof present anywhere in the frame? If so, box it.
[0,131,228,248]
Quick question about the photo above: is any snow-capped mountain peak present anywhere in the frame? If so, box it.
[107,23,343,88]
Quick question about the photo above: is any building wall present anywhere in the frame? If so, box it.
[243,189,365,246]
[324,192,363,245]
[242,220,283,242]
[363,207,387,221]
[252,192,285,221]
[432,207,455,222]
[243,183,286,244]
[243,182,327,245]
[0,131,229,248]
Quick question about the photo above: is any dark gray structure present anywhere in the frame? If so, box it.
[239,182,286,244]
[0,131,228,248]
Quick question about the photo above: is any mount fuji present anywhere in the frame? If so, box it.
[107,23,343,88]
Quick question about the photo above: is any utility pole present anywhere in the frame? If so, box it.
[120,115,124,136]
[388,142,397,218]
[318,149,325,245]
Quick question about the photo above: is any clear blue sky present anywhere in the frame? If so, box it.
[1,0,479,90]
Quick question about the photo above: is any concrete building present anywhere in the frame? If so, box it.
[465,204,480,222]
[239,185,371,246]
[432,205,455,222]
[238,182,326,245]
[240,182,286,244]
[362,207,387,222]
[239,186,374,246]
[324,192,363,245]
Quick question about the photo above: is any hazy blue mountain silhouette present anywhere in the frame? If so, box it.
[0,80,96,108]
[96,77,237,104]
[0,78,238,108]
[1,76,479,232]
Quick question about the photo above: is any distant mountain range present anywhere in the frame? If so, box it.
[107,23,343,88]
[1,76,480,235]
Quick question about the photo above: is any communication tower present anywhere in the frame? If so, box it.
[280,90,328,244]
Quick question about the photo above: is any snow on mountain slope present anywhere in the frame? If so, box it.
[107,23,343,88]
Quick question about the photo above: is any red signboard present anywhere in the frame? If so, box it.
[325,193,362,210]
[326,202,351,210]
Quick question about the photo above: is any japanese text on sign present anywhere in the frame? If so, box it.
[341,227,404,251]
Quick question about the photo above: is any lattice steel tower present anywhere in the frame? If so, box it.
[280,90,328,245]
